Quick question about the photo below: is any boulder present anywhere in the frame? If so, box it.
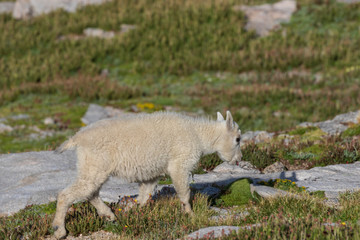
[13,0,110,19]
[0,2,15,14]
[299,110,360,135]
[0,123,13,133]
[263,161,287,173]
[234,0,297,37]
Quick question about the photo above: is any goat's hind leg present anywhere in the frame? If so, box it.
[52,175,109,239]
[90,189,116,221]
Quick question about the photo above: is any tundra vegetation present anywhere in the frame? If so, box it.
[1,0,360,239]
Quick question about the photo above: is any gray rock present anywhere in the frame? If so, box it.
[83,28,115,39]
[337,0,360,3]
[0,2,15,14]
[43,117,55,125]
[81,104,109,125]
[13,0,110,19]
[183,224,261,240]
[0,123,13,133]
[183,226,240,239]
[120,24,136,33]
[298,122,316,128]
[213,162,260,174]
[240,131,258,144]
[234,0,297,37]
[254,131,274,143]
[332,110,360,124]
[316,121,348,135]
[0,151,134,216]
[81,104,132,125]
[298,110,360,135]
[250,184,290,198]
[263,161,286,174]
[1,149,360,216]
[209,207,249,221]
[240,130,274,146]
[10,114,29,120]
[104,106,129,118]
[28,125,55,139]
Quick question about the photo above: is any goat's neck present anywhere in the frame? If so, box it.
[193,121,221,155]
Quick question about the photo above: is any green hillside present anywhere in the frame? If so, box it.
[0,0,360,152]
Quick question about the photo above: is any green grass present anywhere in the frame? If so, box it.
[242,135,360,170]
[2,190,360,239]
[288,126,319,136]
[342,124,360,137]
[0,94,87,153]
[216,179,260,207]
[0,0,360,135]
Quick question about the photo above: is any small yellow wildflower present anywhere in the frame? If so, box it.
[137,102,155,110]
[125,225,128,228]
[342,222,346,226]
[345,65,360,73]
[118,208,122,211]
[134,199,138,202]
[292,182,296,185]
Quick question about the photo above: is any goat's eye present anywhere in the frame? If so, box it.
[236,137,241,143]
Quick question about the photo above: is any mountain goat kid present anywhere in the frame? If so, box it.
[52,111,242,239]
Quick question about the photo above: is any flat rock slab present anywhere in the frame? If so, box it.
[1,150,360,216]
[0,151,135,216]
[13,0,110,19]
[182,224,261,240]
[234,0,297,37]
[192,162,360,201]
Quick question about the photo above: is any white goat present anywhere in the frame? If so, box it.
[52,111,242,239]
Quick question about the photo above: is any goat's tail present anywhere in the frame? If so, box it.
[54,138,77,154]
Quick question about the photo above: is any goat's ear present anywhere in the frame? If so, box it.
[226,111,234,130]
[217,112,225,122]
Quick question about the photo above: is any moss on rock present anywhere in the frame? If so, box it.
[216,179,259,207]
